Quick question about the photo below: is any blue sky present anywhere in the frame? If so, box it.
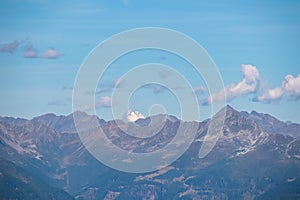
[0,0,299,122]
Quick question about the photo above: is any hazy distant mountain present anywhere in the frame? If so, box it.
[0,106,299,199]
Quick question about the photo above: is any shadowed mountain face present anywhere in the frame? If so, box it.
[0,106,300,199]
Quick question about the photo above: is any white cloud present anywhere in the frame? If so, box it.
[283,74,300,98]
[228,64,259,96]
[127,110,145,122]
[255,74,300,102]
[255,87,284,102]
[204,64,260,105]
[242,64,260,83]
[99,96,112,107]
[42,48,63,59]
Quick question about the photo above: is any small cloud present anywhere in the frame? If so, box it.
[98,96,112,107]
[0,40,19,53]
[203,64,260,105]
[127,110,145,122]
[42,48,63,59]
[23,44,38,58]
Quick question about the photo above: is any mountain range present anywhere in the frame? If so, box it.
[0,105,300,199]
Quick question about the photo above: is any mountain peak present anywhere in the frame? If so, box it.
[225,104,235,110]
[222,105,240,118]
[32,113,59,120]
[216,105,238,116]
[250,110,259,115]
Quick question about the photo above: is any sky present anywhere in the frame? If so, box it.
[0,0,299,123]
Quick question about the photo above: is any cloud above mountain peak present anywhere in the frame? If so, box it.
[127,110,145,122]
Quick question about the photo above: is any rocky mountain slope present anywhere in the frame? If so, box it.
[0,106,299,199]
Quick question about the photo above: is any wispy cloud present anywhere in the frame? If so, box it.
[159,69,170,79]
[153,85,166,94]
[193,86,206,94]
[61,86,74,90]
[0,40,19,53]
[23,44,38,58]
[121,0,130,6]
[203,64,260,105]
[114,77,124,88]
[98,96,112,108]
[42,48,63,59]
[141,84,188,95]
[92,77,125,95]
